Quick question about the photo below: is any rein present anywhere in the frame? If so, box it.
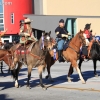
[68,35,85,55]
[29,35,50,66]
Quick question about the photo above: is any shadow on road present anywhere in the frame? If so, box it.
[46,70,100,88]
[0,94,14,100]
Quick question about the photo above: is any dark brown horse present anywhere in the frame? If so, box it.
[0,49,13,73]
[45,30,86,83]
[10,31,53,89]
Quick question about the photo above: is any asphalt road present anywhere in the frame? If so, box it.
[0,60,100,100]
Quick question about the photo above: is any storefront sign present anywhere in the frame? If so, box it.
[0,2,12,5]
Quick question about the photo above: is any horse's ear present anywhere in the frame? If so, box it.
[80,29,84,34]
[80,29,82,33]
[48,31,51,36]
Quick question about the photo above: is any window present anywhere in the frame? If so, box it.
[0,27,4,30]
[65,18,77,38]
[0,24,4,30]
[0,19,3,23]
[0,14,3,18]
[11,13,14,24]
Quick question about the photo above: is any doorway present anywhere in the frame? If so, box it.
[65,18,77,37]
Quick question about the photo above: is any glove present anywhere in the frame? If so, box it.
[24,33,30,37]
[61,34,68,38]
[68,33,71,36]
[19,33,25,37]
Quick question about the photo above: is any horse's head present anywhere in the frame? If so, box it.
[78,30,86,46]
[3,50,13,70]
[40,31,53,50]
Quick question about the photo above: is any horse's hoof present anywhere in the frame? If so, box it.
[82,81,86,84]
[42,87,47,90]
[15,84,20,88]
[45,75,49,79]
[15,85,19,88]
[26,86,31,89]
[95,74,98,77]
[68,79,72,82]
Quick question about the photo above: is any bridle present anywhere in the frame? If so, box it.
[69,34,86,54]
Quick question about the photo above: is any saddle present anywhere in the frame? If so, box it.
[16,40,36,55]
[63,40,70,50]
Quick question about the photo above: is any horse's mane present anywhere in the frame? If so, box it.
[70,31,81,43]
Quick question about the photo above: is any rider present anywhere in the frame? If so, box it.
[84,24,96,57]
[19,18,37,45]
[55,19,70,62]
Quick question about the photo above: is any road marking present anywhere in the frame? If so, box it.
[51,86,100,92]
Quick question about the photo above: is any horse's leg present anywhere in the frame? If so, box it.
[38,64,47,90]
[78,58,83,71]
[45,58,55,82]
[1,61,4,74]
[47,65,54,82]
[72,60,86,84]
[67,64,74,82]
[26,65,32,89]
[93,59,98,77]
[14,62,22,88]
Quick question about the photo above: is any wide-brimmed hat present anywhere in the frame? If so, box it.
[24,18,32,23]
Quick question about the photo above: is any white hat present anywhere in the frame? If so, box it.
[24,18,32,23]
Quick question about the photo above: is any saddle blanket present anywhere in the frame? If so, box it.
[15,49,30,55]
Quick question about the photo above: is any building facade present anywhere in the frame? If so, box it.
[24,0,100,39]
[0,0,33,43]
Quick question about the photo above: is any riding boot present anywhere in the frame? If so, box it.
[58,50,65,62]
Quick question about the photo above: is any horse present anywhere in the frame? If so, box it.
[45,30,86,83]
[0,49,13,74]
[67,40,100,80]
[78,41,100,77]
[10,31,53,90]
[0,43,13,74]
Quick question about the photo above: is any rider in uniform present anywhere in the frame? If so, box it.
[55,19,70,62]
[19,18,37,45]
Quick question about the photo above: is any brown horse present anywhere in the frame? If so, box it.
[45,30,86,83]
[10,31,53,89]
[0,49,13,73]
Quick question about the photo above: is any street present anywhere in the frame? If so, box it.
[0,60,100,100]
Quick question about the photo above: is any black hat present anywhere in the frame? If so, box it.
[84,23,91,30]
[59,19,64,23]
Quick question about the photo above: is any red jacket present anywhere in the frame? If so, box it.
[84,30,90,38]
